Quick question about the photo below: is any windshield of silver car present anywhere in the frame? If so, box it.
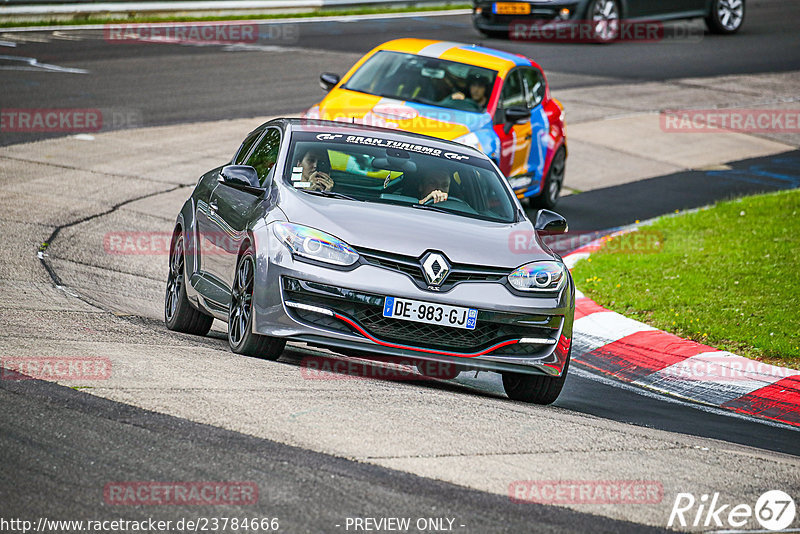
[285,133,518,223]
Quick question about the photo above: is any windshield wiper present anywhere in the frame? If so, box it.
[302,189,360,202]
[410,202,451,215]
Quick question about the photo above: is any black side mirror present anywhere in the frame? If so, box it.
[503,106,530,134]
[320,72,341,92]
[219,165,264,194]
[534,209,568,235]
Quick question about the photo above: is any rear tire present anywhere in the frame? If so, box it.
[532,146,566,210]
[502,352,570,405]
[705,0,744,34]
[228,246,285,360]
[165,230,213,336]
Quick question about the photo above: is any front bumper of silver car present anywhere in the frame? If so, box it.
[251,229,574,377]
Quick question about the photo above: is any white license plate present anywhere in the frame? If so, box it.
[382,297,478,330]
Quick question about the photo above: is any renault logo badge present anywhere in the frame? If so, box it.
[421,252,451,287]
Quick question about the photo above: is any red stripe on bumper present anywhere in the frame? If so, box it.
[334,313,519,358]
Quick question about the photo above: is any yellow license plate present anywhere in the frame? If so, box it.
[493,2,531,15]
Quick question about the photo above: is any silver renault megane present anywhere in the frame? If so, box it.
[165,118,575,404]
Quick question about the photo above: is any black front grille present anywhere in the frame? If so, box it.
[283,278,559,354]
[355,246,510,291]
[353,306,533,351]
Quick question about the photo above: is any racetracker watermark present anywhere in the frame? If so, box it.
[509,19,703,43]
[1,357,111,380]
[510,230,663,255]
[104,482,259,506]
[0,108,142,133]
[1,109,100,133]
[299,357,461,381]
[105,231,244,255]
[509,480,663,505]
[661,355,798,382]
[104,22,298,45]
[661,109,800,133]
[305,107,491,133]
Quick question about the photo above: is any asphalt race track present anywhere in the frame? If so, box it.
[2,0,800,145]
[1,378,668,534]
[1,2,800,531]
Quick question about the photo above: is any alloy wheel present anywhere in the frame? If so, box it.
[591,0,620,42]
[165,235,184,322]
[229,255,254,346]
[717,0,744,31]
[546,149,566,205]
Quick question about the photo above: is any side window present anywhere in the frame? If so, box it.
[245,128,281,185]
[499,70,526,109]
[233,129,263,165]
[521,69,546,108]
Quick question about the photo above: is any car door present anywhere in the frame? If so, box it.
[667,0,707,15]
[493,69,532,180]
[519,67,550,194]
[625,0,659,18]
[629,0,696,17]
[204,127,281,293]
[195,127,263,289]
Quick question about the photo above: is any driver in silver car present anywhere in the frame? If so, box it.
[418,168,451,204]
[295,147,335,192]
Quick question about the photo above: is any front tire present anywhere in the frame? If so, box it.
[228,246,285,360]
[165,230,214,336]
[705,0,744,34]
[586,0,621,43]
[502,353,570,405]
[532,146,566,209]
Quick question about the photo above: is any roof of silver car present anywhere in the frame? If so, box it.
[280,118,486,158]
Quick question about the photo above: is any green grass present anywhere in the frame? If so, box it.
[0,4,470,28]
[571,189,800,369]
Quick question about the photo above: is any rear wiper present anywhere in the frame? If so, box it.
[302,189,360,201]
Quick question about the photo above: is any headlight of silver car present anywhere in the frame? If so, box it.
[272,222,359,266]
[508,261,567,292]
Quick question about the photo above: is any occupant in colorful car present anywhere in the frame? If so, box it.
[295,147,334,191]
[418,168,451,204]
[450,74,491,111]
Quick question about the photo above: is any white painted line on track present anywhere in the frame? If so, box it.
[0,55,88,73]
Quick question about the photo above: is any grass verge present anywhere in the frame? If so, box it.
[571,189,800,369]
[0,4,470,29]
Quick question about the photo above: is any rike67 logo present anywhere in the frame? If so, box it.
[668,490,796,531]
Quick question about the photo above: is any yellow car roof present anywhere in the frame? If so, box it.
[371,38,531,72]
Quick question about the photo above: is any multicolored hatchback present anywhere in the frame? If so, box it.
[304,38,567,208]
